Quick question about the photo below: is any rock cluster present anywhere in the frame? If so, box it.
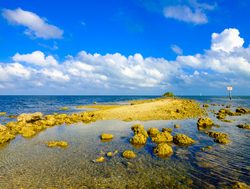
[205,131,230,145]
[130,124,148,145]
[173,134,195,146]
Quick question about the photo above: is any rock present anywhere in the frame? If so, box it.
[237,124,250,130]
[203,104,209,108]
[93,101,97,104]
[100,133,114,140]
[236,107,250,114]
[197,117,214,130]
[19,127,36,138]
[232,182,250,189]
[122,150,136,159]
[131,124,148,137]
[0,112,7,116]
[107,152,113,157]
[130,133,147,145]
[205,131,229,139]
[47,141,68,148]
[201,146,212,151]
[0,129,15,144]
[0,124,7,132]
[151,131,173,143]
[174,124,180,128]
[17,112,43,123]
[173,134,195,145]
[147,128,160,137]
[59,107,69,111]
[162,127,172,133]
[154,143,173,157]
[94,156,105,163]
[214,137,230,144]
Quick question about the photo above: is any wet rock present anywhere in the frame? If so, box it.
[17,112,43,123]
[46,141,68,148]
[173,134,195,146]
[201,146,212,151]
[131,124,148,137]
[130,133,147,145]
[107,152,113,157]
[59,107,69,111]
[19,127,36,138]
[236,107,250,114]
[154,143,173,157]
[237,124,250,130]
[0,112,6,116]
[206,131,229,139]
[174,124,180,128]
[162,127,172,133]
[147,128,160,137]
[151,131,173,143]
[232,182,250,189]
[100,133,114,140]
[203,104,209,108]
[94,156,105,163]
[122,150,136,159]
[0,127,15,144]
[197,117,214,130]
[214,137,230,144]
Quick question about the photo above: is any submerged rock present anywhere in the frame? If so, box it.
[46,141,68,148]
[147,128,160,137]
[173,134,195,146]
[154,143,173,157]
[94,156,105,163]
[197,117,214,130]
[162,127,172,133]
[237,124,250,130]
[151,131,173,143]
[122,150,136,159]
[17,112,43,123]
[0,112,6,116]
[130,133,147,145]
[100,133,114,140]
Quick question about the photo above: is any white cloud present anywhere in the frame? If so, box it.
[12,51,58,66]
[171,45,183,55]
[2,8,63,39]
[164,5,208,24]
[211,28,244,53]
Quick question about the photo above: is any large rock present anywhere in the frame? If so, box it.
[205,131,230,145]
[131,124,148,137]
[17,112,43,123]
[151,131,173,143]
[197,117,214,130]
[237,124,250,130]
[154,143,173,157]
[0,126,15,144]
[130,133,147,145]
[236,107,250,114]
[173,134,195,145]
[100,133,114,140]
[147,127,160,137]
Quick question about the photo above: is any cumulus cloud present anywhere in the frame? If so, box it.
[2,8,63,39]
[211,28,244,52]
[12,51,58,66]
[0,28,250,94]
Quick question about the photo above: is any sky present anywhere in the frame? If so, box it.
[0,0,250,95]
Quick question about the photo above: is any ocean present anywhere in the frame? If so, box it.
[0,95,249,188]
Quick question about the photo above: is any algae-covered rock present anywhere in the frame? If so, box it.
[130,133,147,145]
[94,156,105,163]
[154,143,173,157]
[47,141,68,148]
[131,124,148,137]
[17,112,43,123]
[122,150,136,159]
[0,112,7,116]
[173,134,195,146]
[174,124,180,128]
[151,131,173,143]
[59,107,69,111]
[0,128,15,144]
[162,127,172,133]
[197,117,214,130]
[237,124,250,130]
[231,182,250,189]
[100,133,114,140]
[147,127,160,137]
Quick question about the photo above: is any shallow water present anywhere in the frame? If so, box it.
[0,96,250,188]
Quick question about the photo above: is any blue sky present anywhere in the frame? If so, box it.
[0,0,250,95]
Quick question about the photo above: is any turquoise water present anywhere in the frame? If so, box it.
[0,96,249,188]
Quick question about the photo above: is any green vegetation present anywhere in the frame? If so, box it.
[162,92,174,97]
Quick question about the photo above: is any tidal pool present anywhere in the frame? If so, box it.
[0,106,249,188]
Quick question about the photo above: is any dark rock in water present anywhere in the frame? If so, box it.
[236,107,250,114]
[197,117,214,130]
[173,134,195,146]
[237,124,250,130]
